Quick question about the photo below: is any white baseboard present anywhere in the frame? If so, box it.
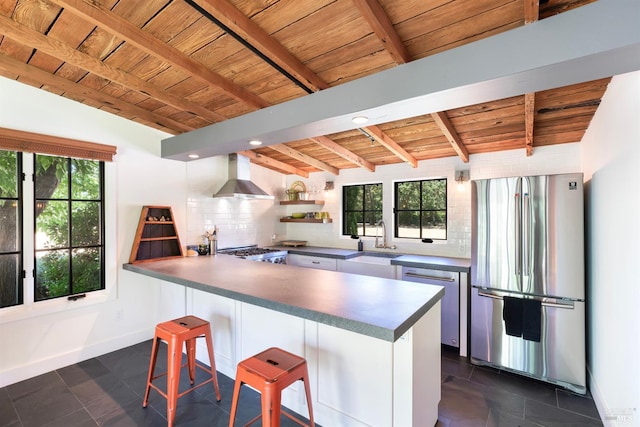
[0,327,154,388]
[588,365,629,427]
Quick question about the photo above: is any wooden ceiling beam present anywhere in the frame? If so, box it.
[524,93,535,156]
[0,15,224,124]
[269,144,340,175]
[309,136,376,172]
[48,0,269,109]
[430,112,470,163]
[524,0,540,156]
[356,0,462,165]
[238,150,309,178]
[352,0,411,64]
[193,0,414,170]
[361,126,418,167]
[193,0,329,91]
[56,0,373,173]
[352,0,425,168]
[0,53,190,134]
[524,0,540,24]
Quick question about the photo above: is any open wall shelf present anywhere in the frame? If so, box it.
[279,218,333,223]
[129,206,184,263]
[280,200,325,205]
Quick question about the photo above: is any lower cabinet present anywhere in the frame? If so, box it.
[287,253,337,271]
[401,267,460,349]
[185,287,439,427]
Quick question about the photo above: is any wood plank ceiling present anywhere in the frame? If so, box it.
[0,0,608,177]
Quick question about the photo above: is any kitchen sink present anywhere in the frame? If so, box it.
[361,251,402,258]
[341,252,400,278]
[345,252,401,265]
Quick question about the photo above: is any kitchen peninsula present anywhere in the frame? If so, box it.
[124,255,444,427]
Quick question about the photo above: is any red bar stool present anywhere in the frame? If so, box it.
[228,347,314,427]
[143,315,221,426]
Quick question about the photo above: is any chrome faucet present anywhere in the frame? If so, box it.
[375,220,396,250]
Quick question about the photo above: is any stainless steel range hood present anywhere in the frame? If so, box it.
[212,154,274,200]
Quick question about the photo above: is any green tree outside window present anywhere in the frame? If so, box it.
[342,183,382,237]
[394,179,447,240]
[34,155,105,301]
[0,150,22,308]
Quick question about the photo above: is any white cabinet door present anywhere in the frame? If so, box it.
[188,289,238,377]
[287,254,337,271]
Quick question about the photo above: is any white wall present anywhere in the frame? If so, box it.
[0,77,186,386]
[280,143,581,258]
[581,71,640,426]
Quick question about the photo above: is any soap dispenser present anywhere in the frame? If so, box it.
[357,238,363,251]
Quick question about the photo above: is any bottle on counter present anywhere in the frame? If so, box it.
[358,239,363,251]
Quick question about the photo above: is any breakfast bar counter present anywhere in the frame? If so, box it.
[123,255,443,426]
[123,254,443,342]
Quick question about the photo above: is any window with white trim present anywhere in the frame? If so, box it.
[0,151,105,307]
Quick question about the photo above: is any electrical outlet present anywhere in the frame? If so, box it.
[271,234,277,241]
[116,309,124,321]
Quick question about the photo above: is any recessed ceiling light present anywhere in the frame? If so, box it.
[352,116,369,124]
[249,139,262,146]
[188,154,199,159]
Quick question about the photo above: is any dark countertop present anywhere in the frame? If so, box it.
[123,255,444,342]
[276,246,471,273]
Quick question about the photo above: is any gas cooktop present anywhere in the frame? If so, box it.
[218,246,287,264]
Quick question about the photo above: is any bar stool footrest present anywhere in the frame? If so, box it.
[241,410,310,427]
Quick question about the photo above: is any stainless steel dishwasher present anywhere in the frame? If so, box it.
[401,267,460,348]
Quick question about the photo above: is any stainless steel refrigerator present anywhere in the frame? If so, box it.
[470,173,586,394]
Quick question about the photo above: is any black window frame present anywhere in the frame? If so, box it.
[393,178,448,240]
[0,150,23,308]
[342,183,383,237]
[33,155,106,301]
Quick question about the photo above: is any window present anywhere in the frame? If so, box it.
[394,179,447,240]
[0,151,23,308]
[0,128,114,315]
[34,155,105,301]
[342,183,382,237]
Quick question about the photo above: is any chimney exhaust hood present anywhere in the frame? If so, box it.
[213,154,274,200]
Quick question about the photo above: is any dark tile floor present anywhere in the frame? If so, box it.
[0,342,602,427]
[439,346,603,426]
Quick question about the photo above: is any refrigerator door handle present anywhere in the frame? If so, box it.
[523,192,531,274]
[515,185,522,277]
[476,291,575,309]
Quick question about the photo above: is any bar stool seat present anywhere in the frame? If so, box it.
[229,347,314,427]
[143,315,221,426]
